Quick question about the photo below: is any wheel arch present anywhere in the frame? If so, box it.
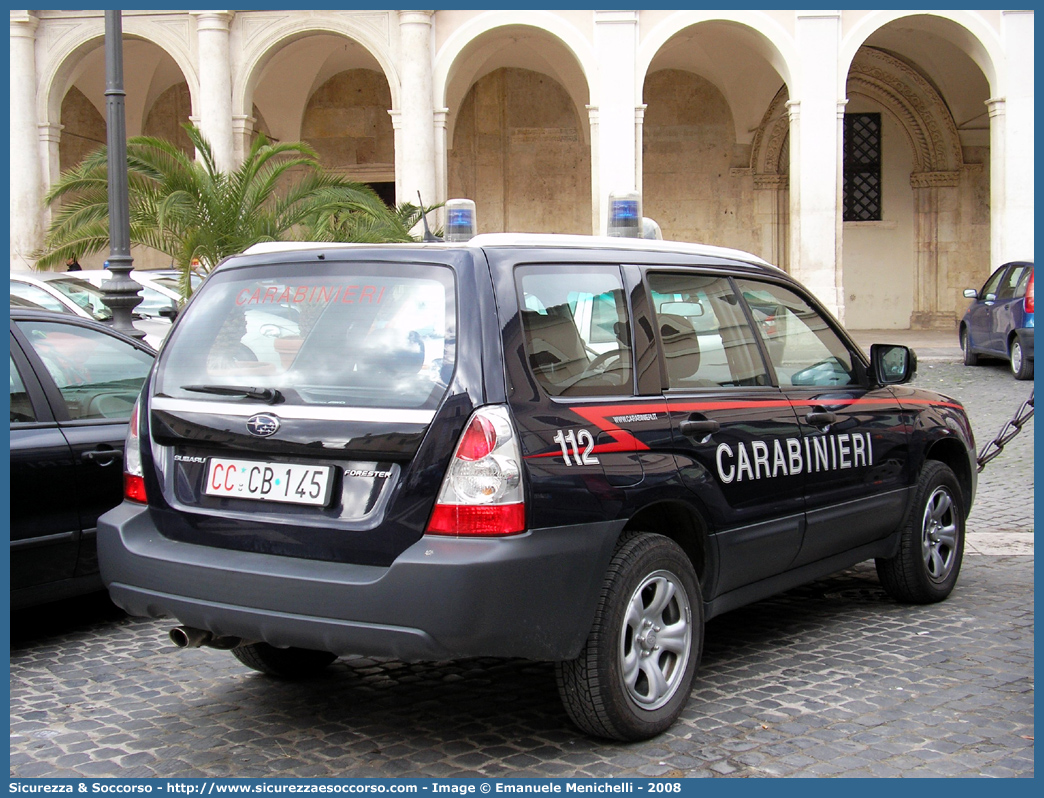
[622,500,712,600]
[924,438,974,519]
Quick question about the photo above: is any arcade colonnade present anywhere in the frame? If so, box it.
[8,9,1034,329]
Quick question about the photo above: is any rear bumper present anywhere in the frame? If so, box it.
[98,503,621,661]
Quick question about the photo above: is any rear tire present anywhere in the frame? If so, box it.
[556,532,703,741]
[231,642,337,679]
[960,327,979,366]
[876,461,965,604]
[1009,337,1033,380]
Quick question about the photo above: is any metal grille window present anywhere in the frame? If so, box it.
[843,113,881,221]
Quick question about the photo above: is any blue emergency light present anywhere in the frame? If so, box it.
[445,198,477,242]
[607,190,641,238]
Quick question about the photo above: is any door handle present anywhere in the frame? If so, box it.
[805,410,837,428]
[82,448,122,466]
[679,418,720,438]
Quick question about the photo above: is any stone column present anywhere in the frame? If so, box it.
[987,98,1006,268]
[433,107,449,225]
[593,10,639,234]
[634,104,646,194]
[10,11,42,270]
[586,105,600,234]
[999,10,1034,262]
[397,10,436,210]
[232,114,255,166]
[790,11,844,319]
[39,122,64,234]
[192,11,235,172]
[910,171,961,329]
[754,174,790,269]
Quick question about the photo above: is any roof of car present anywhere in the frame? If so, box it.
[241,234,777,270]
[11,270,94,284]
[9,308,158,352]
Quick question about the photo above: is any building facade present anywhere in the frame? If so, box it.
[9,9,1034,328]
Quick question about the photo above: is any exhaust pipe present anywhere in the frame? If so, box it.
[169,626,240,650]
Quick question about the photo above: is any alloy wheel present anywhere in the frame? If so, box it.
[619,570,692,710]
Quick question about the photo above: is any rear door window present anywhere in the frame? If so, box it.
[154,263,456,411]
[516,265,632,397]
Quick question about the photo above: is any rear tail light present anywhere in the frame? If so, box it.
[123,398,147,503]
[1025,271,1034,313]
[426,405,525,536]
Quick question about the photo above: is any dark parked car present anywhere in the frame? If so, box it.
[9,309,155,609]
[959,261,1034,379]
[99,234,976,741]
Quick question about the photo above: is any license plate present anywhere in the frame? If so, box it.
[204,458,333,506]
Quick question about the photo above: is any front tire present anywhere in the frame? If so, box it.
[231,642,337,679]
[876,462,965,604]
[556,532,703,741]
[1009,337,1033,380]
[960,327,979,366]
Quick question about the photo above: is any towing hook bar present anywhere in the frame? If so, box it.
[169,626,241,650]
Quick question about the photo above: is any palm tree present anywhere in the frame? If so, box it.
[36,124,417,298]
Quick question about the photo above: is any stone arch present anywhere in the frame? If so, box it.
[841,46,988,330]
[748,85,791,269]
[750,85,791,179]
[847,48,963,176]
[39,15,198,128]
[638,11,797,106]
[433,13,594,148]
[840,11,1002,96]
[235,17,400,120]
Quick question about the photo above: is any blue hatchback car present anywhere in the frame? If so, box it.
[959,261,1034,380]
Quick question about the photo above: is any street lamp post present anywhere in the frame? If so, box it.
[102,9,144,338]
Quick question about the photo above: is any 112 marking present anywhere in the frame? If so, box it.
[553,428,599,466]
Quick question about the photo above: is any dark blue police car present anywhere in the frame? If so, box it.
[98,234,977,740]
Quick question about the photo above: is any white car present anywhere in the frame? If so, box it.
[78,270,182,317]
[10,271,171,348]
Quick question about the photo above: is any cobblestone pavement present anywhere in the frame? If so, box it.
[907,359,1034,536]
[9,557,1033,778]
[10,350,1034,779]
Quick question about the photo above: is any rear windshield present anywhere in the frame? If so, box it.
[154,262,456,411]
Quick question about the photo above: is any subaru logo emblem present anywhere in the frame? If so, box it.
[246,414,280,437]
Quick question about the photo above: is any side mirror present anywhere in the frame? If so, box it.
[870,344,916,385]
[158,304,179,320]
[963,288,979,299]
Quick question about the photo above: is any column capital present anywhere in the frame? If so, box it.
[433,108,449,128]
[387,109,404,130]
[836,99,849,119]
[10,10,39,37]
[38,122,63,144]
[595,10,638,25]
[398,10,434,26]
[795,11,842,21]
[786,99,801,121]
[910,171,961,189]
[231,114,255,134]
[635,105,647,124]
[191,11,234,32]
[986,97,1006,118]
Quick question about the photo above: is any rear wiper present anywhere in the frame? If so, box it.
[182,384,283,404]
